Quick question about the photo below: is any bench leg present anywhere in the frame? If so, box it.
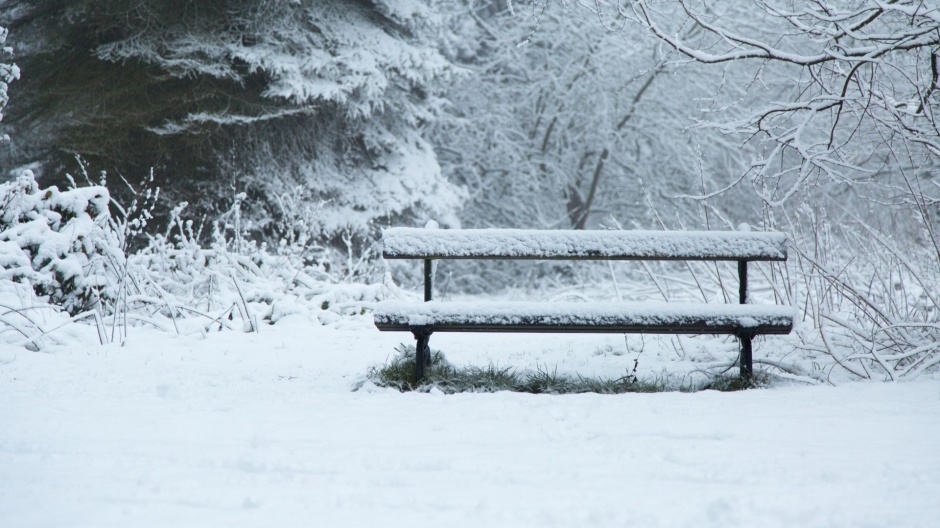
[739,334,753,379]
[411,327,433,382]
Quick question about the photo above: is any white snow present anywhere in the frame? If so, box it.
[373,300,795,330]
[1,314,938,528]
[382,228,789,260]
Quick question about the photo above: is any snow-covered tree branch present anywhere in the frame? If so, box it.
[623,0,940,206]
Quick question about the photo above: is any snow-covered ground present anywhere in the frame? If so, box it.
[2,314,939,528]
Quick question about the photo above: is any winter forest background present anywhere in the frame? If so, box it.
[2,0,940,382]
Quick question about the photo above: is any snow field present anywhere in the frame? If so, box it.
[1,315,938,528]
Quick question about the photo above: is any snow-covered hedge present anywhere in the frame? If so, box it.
[0,171,400,347]
[0,172,121,315]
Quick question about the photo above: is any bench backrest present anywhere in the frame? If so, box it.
[382,228,788,261]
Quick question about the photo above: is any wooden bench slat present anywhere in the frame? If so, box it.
[374,301,795,335]
[382,228,788,261]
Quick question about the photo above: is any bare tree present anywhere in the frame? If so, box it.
[433,1,751,232]
[621,0,940,207]
[618,0,940,379]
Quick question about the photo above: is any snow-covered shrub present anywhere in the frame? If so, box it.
[0,171,122,315]
[783,208,940,381]
[0,177,400,348]
[120,197,396,334]
[0,278,90,350]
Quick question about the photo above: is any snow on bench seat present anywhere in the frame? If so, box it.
[373,301,796,335]
[382,228,788,261]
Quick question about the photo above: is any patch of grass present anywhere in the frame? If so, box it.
[516,366,577,394]
[700,371,771,391]
[369,345,666,394]
[435,364,519,393]
[367,344,448,391]
[574,373,664,394]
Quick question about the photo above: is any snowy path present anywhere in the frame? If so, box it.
[1,318,938,527]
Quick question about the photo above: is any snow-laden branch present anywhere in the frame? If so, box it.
[622,0,940,206]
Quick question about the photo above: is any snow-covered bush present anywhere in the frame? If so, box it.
[130,203,393,331]
[784,210,940,381]
[0,171,122,315]
[0,277,84,351]
[0,174,400,348]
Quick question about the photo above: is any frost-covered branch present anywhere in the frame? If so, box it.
[623,0,940,204]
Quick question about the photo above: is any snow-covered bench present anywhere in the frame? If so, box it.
[374,228,795,381]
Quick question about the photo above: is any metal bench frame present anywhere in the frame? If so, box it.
[375,229,792,381]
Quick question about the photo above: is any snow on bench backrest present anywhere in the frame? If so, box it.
[382,228,788,261]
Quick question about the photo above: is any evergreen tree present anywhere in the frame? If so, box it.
[0,0,462,247]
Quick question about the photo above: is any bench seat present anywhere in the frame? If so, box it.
[374,300,795,335]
